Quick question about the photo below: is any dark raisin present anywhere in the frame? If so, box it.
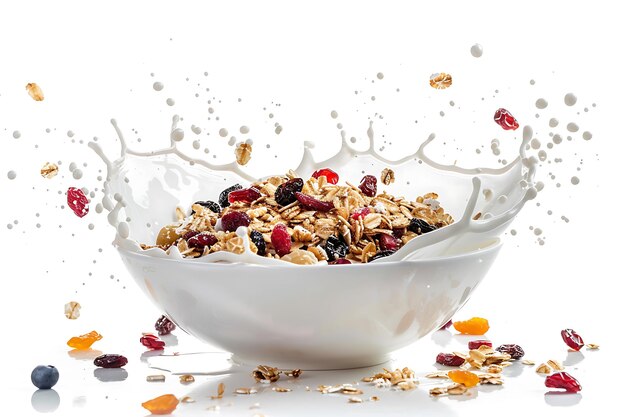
[155,315,176,335]
[324,235,348,261]
[436,353,465,367]
[182,230,200,240]
[358,175,377,197]
[187,232,218,249]
[221,211,251,232]
[93,354,128,368]
[219,184,243,208]
[368,250,395,262]
[495,344,525,360]
[408,218,437,234]
[274,178,304,206]
[193,200,221,213]
[250,230,266,256]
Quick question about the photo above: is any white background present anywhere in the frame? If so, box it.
[0,0,623,416]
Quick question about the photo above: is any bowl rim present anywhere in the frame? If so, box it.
[117,237,502,269]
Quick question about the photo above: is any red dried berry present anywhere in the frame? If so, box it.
[271,224,292,256]
[358,175,377,197]
[379,234,399,252]
[351,207,370,219]
[392,228,405,239]
[545,372,582,393]
[439,319,452,330]
[67,187,89,218]
[93,354,128,368]
[436,353,465,367]
[187,232,218,249]
[295,192,334,212]
[182,230,199,240]
[155,315,176,335]
[221,211,251,232]
[561,329,584,351]
[329,258,351,265]
[495,344,525,360]
[140,334,165,350]
[311,168,339,184]
[494,108,519,130]
[228,187,261,204]
[468,340,493,350]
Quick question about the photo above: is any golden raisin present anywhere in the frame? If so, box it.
[67,330,103,350]
[453,317,489,335]
[156,225,181,247]
[448,370,480,387]
[141,394,180,415]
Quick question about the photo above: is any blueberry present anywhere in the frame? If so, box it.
[31,365,59,389]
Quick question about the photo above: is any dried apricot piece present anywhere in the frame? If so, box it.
[448,370,480,387]
[67,330,102,350]
[141,394,179,415]
[453,317,489,335]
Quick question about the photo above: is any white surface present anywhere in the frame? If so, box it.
[0,0,624,415]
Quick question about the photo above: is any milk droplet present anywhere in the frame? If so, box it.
[535,98,548,109]
[531,138,541,149]
[470,43,483,58]
[549,118,559,128]
[219,128,229,137]
[227,137,236,146]
[564,93,577,106]
[7,170,16,180]
[530,79,536,85]
[376,72,384,79]
[330,110,338,119]
[535,181,545,192]
[566,123,579,132]
[510,229,517,236]
[239,126,250,134]
[153,82,164,91]
[538,150,547,161]
[166,98,175,106]
[72,169,83,179]
[192,140,201,150]
[275,125,283,135]
[171,128,184,142]
[12,131,21,139]
[117,222,130,239]
[582,131,592,140]
[350,137,357,143]
[534,228,543,236]
[67,130,75,138]
[95,204,103,214]
[191,125,202,135]
[497,195,508,204]
[88,223,95,230]
[571,176,580,185]
[552,134,562,144]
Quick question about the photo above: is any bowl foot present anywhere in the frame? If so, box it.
[231,354,392,371]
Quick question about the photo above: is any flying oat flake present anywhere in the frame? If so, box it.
[26,83,44,101]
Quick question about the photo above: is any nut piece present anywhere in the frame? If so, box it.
[586,343,600,350]
[281,249,318,265]
[41,162,59,179]
[429,72,453,90]
[381,168,395,185]
[252,365,281,382]
[235,142,252,165]
[64,301,81,319]
[26,82,44,101]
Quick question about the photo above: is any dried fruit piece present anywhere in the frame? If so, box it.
[41,162,59,179]
[187,232,218,249]
[358,175,377,197]
[351,207,370,219]
[448,370,479,387]
[250,230,266,255]
[381,168,395,185]
[26,82,44,101]
[495,344,525,360]
[439,319,453,330]
[67,330,103,350]
[324,235,348,261]
[156,225,181,247]
[271,224,292,256]
[561,328,584,351]
[219,184,243,208]
[545,372,582,393]
[494,108,519,131]
[228,187,261,204]
[468,340,492,350]
[311,168,339,184]
[379,234,400,252]
[140,334,165,350]
[329,258,351,265]
[453,317,489,335]
[235,142,252,165]
[142,394,180,415]
[436,353,465,367]
[408,218,437,234]
[275,178,304,206]
[252,365,281,382]
[368,250,395,262]
[295,192,334,212]
[193,200,221,213]
[93,354,128,368]
[155,315,176,335]
[64,301,81,319]
[67,187,89,218]
[429,72,453,89]
[221,211,251,232]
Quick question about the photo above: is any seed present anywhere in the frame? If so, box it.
[64,301,81,320]
[146,375,166,382]
[41,162,59,179]
[26,82,44,101]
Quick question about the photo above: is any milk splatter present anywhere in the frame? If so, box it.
[564,93,577,106]
[153,82,164,91]
[470,44,483,58]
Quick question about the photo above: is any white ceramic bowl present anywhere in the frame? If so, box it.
[119,238,501,369]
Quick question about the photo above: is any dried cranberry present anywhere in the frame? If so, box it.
[67,187,89,218]
[495,344,525,360]
[561,329,584,351]
[155,315,176,335]
[468,340,493,350]
[221,211,251,232]
[275,178,304,206]
[351,207,370,219]
[392,228,405,239]
[439,319,453,330]
[183,230,200,240]
[329,258,351,265]
[295,192,334,212]
[408,218,437,234]
[436,353,465,367]
[94,354,128,368]
[379,234,399,252]
[368,250,395,262]
[358,175,377,197]
[545,372,582,393]
[187,232,218,249]
[140,334,165,350]
[250,230,266,256]
[228,187,261,204]
[271,224,292,256]
[311,168,339,184]
[219,184,242,208]
[193,200,221,213]
[324,235,348,261]
[493,108,519,131]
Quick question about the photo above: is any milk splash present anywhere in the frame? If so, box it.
[89,116,538,266]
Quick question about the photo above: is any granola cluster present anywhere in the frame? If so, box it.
[146,168,453,265]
